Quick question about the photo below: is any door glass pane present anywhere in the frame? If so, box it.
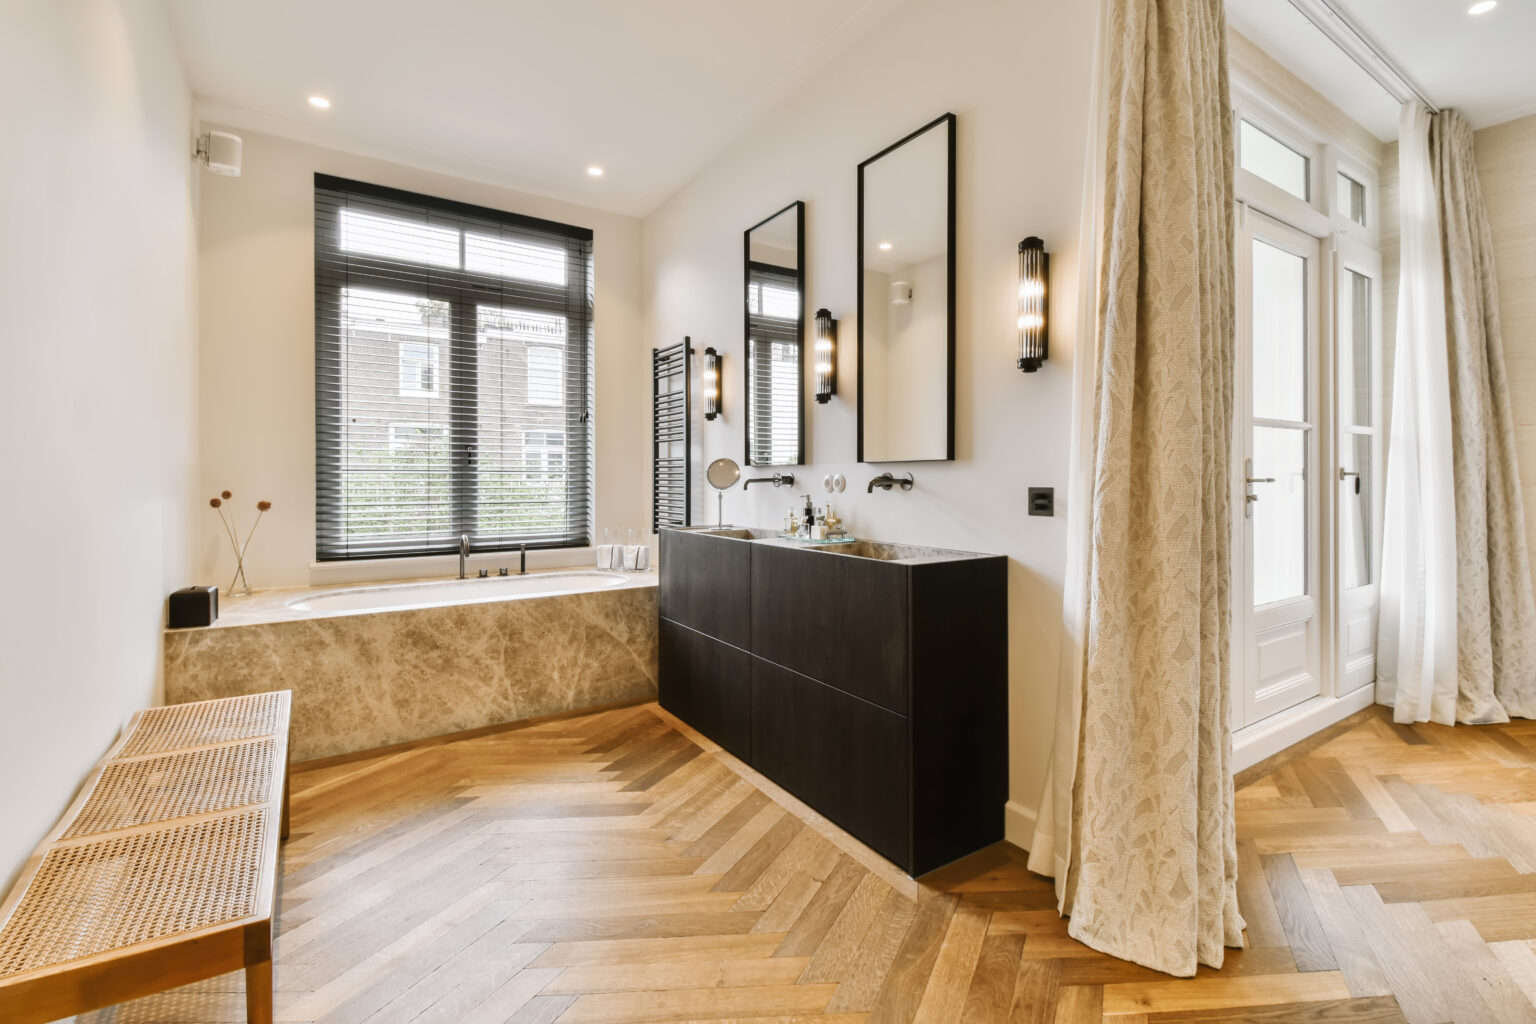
[1252,239,1307,422]
[1337,173,1366,225]
[1341,432,1373,589]
[1253,426,1308,605]
[1339,269,1372,427]
[1241,120,1310,200]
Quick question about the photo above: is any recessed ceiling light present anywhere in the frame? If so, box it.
[879,241,893,250]
[587,166,604,177]
[308,96,331,109]
[1469,1,1496,13]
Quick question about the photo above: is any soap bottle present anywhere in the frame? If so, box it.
[801,495,814,538]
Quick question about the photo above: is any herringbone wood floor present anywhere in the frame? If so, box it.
[64,702,1536,1023]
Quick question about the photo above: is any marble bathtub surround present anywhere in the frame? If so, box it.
[165,580,658,761]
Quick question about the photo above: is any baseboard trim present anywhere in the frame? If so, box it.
[1004,799,1037,852]
[1233,687,1379,786]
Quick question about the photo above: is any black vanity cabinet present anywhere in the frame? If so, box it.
[658,528,1007,876]
[658,530,753,760]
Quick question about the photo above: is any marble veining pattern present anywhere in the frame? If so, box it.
[164,585,658,761]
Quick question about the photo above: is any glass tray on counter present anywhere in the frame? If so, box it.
[775,533,858,545]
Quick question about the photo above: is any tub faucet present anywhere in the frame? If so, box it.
[459,534,470,579]
[519,543,528,575]
[743,472,794,490]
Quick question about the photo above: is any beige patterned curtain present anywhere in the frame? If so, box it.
[1055,0,1245,977]
[1432,110,1536,722]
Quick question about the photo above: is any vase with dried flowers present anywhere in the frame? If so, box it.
[209,491,273,597]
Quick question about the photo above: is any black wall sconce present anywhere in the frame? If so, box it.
[1017,236,1049,372]
[814,308,838,403]
[703,346,722,420]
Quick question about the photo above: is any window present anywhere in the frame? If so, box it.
[315,175,593,560]
[1337,172,1366,226]
[523,430,566,476]
[388,422,448,452]
[1240,119,1310,201]
[746,263,801,466]
[398,340,439,395]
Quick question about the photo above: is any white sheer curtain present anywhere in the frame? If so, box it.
[1027,0,1108,891]
[1377,101,1459,724]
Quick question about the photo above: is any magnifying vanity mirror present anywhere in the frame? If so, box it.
[858,113,956,463]
[705,457,740,527]
[744,201,805,467]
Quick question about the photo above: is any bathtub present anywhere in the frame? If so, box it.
[164,568,658,761]
[287,570,631,614]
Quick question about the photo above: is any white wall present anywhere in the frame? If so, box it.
[0,0,198,889]
[196,130,648,588]
[643,0,1100,840]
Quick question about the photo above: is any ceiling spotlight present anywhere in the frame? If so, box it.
[308,96,331,108]
[587,166,604,177]
[1468,1,1496,13]
[878,241,892,250]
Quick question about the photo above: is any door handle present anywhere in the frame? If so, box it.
[1339,467,1360,494]
[1243,458,1273,519]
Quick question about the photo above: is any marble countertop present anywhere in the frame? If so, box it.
[178,568,658,632]
[686,528,995,565]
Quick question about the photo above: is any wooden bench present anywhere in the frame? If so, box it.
[0,691,291,1024]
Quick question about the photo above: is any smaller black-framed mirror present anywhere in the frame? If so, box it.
[744,201,805,467]
[858,113,956,463]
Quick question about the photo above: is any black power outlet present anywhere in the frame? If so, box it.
[1028,487,1054,517]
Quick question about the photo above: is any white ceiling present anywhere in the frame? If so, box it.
[1227,0,1536,141]
[166,0,902,217]
[1226,0,1401,140]
[1339,0,1536,129]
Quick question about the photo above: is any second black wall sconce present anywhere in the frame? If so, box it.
[703,347,721,420]
[814,308,838,403]
[1017,237,1049,373]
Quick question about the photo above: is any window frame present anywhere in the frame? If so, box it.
[314,174,594,562]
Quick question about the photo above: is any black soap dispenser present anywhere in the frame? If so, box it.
[801,494,814,538]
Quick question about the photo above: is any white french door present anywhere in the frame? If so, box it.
[1234,208,1324,728]
[1335,237,1383,693]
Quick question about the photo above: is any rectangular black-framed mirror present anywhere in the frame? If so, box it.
[857,113,956,463]
[744,200,805,467]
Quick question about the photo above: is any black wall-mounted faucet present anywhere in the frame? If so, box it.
[743,472,795,490]
[868,472,915,493]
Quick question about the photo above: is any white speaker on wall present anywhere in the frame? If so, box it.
[195,131,243,176]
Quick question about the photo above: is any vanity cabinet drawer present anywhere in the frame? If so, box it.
[659,618,750,760]
[750,657,909,867]
[749,543,907,714]
[659,531,751,649]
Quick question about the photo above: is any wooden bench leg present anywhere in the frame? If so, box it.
[245,959,273,1024]
[280,758,291,841]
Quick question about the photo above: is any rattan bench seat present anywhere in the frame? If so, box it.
[0,692,290,1024]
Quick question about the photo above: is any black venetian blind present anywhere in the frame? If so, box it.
[746,262,802,466]
[314,174,594,561]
